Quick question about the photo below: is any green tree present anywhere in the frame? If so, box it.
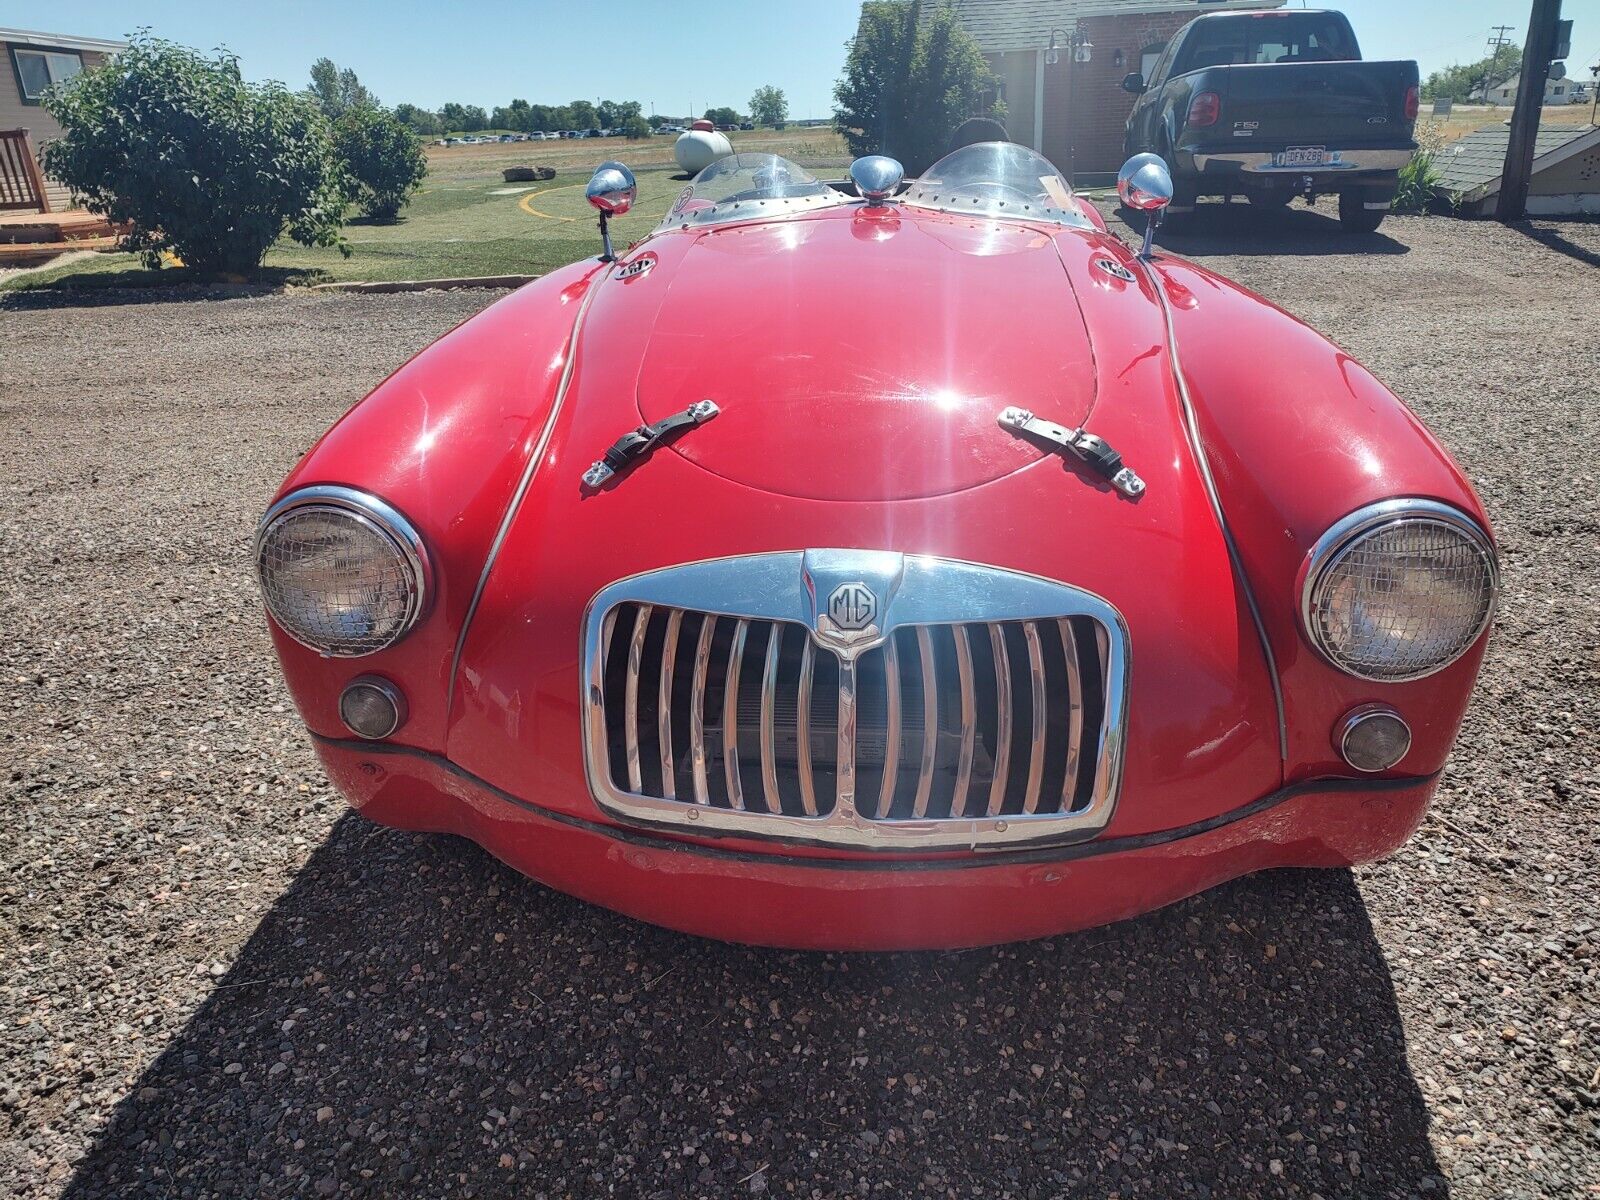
[703,105,741,126]
[621,114,651,139]
[1422,45,1522,101]
[306,56,374,119]
[833,0,998,172]
[440,102,487,132]
[567,100,598,130]
[492,98,532,131]
[749,85,788,128]
[334,105,428,220]
[41,34,347,277]
[393,102,441,136]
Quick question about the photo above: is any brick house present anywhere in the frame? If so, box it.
[919,0,1284,182]
[2,27,125,211]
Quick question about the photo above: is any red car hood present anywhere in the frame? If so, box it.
[623,209,1097,502]
[444,209,1287,845]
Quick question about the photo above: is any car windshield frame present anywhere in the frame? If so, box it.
[656,153,852,231]
[901,142,1094,230]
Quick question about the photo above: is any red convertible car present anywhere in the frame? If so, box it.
[255,145,1496,949]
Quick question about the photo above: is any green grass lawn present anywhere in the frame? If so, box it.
[2,129,849,294]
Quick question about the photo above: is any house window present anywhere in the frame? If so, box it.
[11,47,84,104]
[1140,43,1167,85]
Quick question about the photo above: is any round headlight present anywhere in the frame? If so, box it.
[255,486,428,657]
[1301,499,1496,682]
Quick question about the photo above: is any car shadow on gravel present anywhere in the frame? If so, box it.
[1116,201,1410,258]
[63,815,1447,1198]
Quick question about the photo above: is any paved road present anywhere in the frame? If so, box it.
[1,201,1595,1198]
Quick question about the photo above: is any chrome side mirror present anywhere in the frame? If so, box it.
[849,155,904,207]
[586,161,636,214]
[1117,153,1173,260]
[586,161,637,262]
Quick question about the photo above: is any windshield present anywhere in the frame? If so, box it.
[902,143,1092,229]
[657,153,850,231]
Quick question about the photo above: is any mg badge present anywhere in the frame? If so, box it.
[827,582,877,632]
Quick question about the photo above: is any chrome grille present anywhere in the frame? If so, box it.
[583,551,1128,851]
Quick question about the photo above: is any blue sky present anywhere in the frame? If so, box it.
[7,1,1597,118]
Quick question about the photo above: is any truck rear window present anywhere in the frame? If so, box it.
[1176,14,1359,71]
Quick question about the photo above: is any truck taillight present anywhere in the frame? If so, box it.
[1403,85,1420,121]
[1188,91,1221,128]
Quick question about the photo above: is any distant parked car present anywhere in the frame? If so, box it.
[740,122,754,130]
[1122,7,1418,233]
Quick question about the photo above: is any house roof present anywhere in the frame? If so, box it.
[915,0,1285,55]
[1433,123,1600,201]
[0,27,127,54]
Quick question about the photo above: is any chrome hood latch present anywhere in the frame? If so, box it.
[997,407,1146,498]
[582,399,720,490]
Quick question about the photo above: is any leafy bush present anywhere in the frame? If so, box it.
[1393,120,1449,214]
[334,105,428,220]
[40,34,348,277]
[620,115,651,140]
[834,0,999,174]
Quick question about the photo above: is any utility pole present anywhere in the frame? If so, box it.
[1480,26,1516,102]
[1496,0,1562,222]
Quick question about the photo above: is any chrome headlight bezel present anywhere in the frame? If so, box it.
[1300,498,1497,683]
[254,485,431,657]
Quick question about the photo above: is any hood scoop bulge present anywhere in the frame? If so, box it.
[627,214,1101,502]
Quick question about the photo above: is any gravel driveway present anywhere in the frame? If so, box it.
[2,201,1595,1199]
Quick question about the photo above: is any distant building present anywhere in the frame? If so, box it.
[1,26,125,211]
[1473,74,1581,106]
[1433,123,1600,216]
[900,0,1285,182]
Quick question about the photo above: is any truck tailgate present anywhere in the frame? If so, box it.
[1209,61,1417,146]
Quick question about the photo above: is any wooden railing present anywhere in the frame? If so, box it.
[0,130,51,214]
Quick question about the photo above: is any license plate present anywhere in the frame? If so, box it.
[1277,146,1327,168]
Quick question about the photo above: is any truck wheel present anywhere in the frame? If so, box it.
[1338,190,1387,233]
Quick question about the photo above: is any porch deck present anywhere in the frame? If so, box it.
[0,209,124,264]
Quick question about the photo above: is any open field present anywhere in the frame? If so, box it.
[0,204,1596,1198]
[0,128,850,292]
[1423,103,1595,147]
[3,111,1595,293]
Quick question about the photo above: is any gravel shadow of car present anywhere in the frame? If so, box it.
[63,814,1446,1198]
[1116,201,1410,258]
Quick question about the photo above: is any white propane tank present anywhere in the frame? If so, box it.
[674,120,733,176]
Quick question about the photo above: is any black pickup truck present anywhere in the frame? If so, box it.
[1122,8,1418,233]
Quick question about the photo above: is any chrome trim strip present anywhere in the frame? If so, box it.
[723,619,749,809]
[657,609,680,799]
[255,485,432,658]
[445,265,608,719]
[759,626,783,812]
[623,604,652,792]
[1192,148,1414,173]
[1140,259,1289,767]
[1299,498,1498,682]
[689,616,716,804]
[987,624,1013,818]
[879,636,901,817]
[951,627,977,819]
[581,551,1130,851]
[1021,622,1048,815]
[836,658,859,820]
[912,627,938,819]
[796,638,818,817]
[1059,618,1083,810]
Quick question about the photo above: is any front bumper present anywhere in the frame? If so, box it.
[313,737,1436,950]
